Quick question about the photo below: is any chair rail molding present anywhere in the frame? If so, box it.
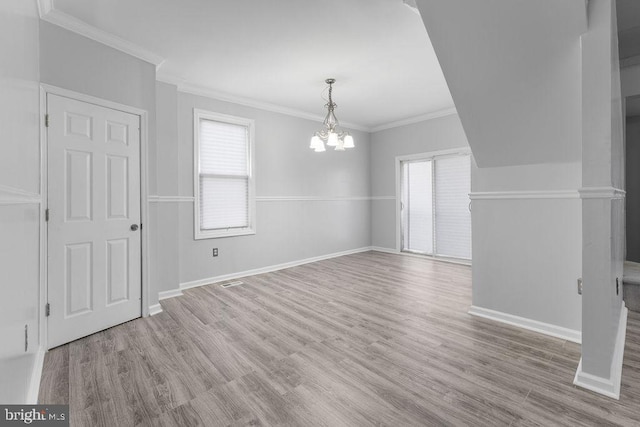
[469,190,581,200]
[0,185,41,205]
[578,187,626,199]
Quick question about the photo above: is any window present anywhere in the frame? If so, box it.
[399,150,471,261]
[194,109,255,239]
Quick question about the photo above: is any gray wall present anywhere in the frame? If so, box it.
[175,91,371,286]
[154,82,181,293]
[627,116,640,262]
[370,114,469,249]
[471,162,582,331]
[0,1,41,403]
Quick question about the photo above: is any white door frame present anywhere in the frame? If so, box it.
[39,84,150,350]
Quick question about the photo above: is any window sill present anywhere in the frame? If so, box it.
[194,228,256,240]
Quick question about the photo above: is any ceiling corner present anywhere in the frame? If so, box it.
[37,0,53,18]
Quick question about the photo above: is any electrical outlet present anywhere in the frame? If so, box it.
[577,278,582,295]
[212,248,218,257]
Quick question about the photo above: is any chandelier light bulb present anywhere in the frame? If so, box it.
[310,135,322,150]
[314,143,326,152]
[327,131,338,147]
[343,134,354,148]
[335,138,345,151]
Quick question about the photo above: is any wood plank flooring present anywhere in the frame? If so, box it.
[39,251,640,426]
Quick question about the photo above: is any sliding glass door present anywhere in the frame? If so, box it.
[400,153,471,260]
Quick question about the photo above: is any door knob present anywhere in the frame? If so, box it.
[130,224,139,231]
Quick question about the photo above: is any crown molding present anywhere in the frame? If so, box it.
[177,81,370,132]
[37,0,165,68]
[155,72,187,87]
[370,107,458,132]
[36,1,456,134]
[158,75,458,134]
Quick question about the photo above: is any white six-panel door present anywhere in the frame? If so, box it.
[47,94,141,348]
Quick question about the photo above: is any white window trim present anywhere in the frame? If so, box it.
[395,147,472,260]
[193,108,256,239]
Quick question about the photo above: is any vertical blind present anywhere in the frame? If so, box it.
[435,155,471,259]
[401,154,471,260]
[199,118,250,231]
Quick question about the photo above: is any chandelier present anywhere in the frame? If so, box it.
[309,78,354,152]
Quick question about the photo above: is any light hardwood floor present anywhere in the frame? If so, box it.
[39,251,640,426]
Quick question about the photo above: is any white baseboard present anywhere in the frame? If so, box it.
[468,305,582,344]
[26,346,46,404]
[158,289,183,301]
[574,303,628,399]
[180,247,372,291]
[148,304,163,316]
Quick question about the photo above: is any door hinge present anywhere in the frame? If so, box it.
[45,303,50,317]
[45,208,49,222]
[45,114,49,127]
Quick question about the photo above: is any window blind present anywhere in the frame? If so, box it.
[435,155,471,259]
[199,119,249,231]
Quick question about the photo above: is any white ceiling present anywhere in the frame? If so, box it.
[49,0,455,130]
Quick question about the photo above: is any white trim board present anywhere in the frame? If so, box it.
[26,347,46,404]
[0,185,41,205]
[370,107,458,132]
[148,304,163,316]
[578,187,626,199]
[37,0,164,67]
[256,196,372,202]
[179,81,370,133]
[468,306,582,344]
[148,195,388,203]
[180,247,372,291]
[169,75,459,134]
[158,289,183,301]
[148,195,194,203]
[469,190,581,200]
[574,302,628,399]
